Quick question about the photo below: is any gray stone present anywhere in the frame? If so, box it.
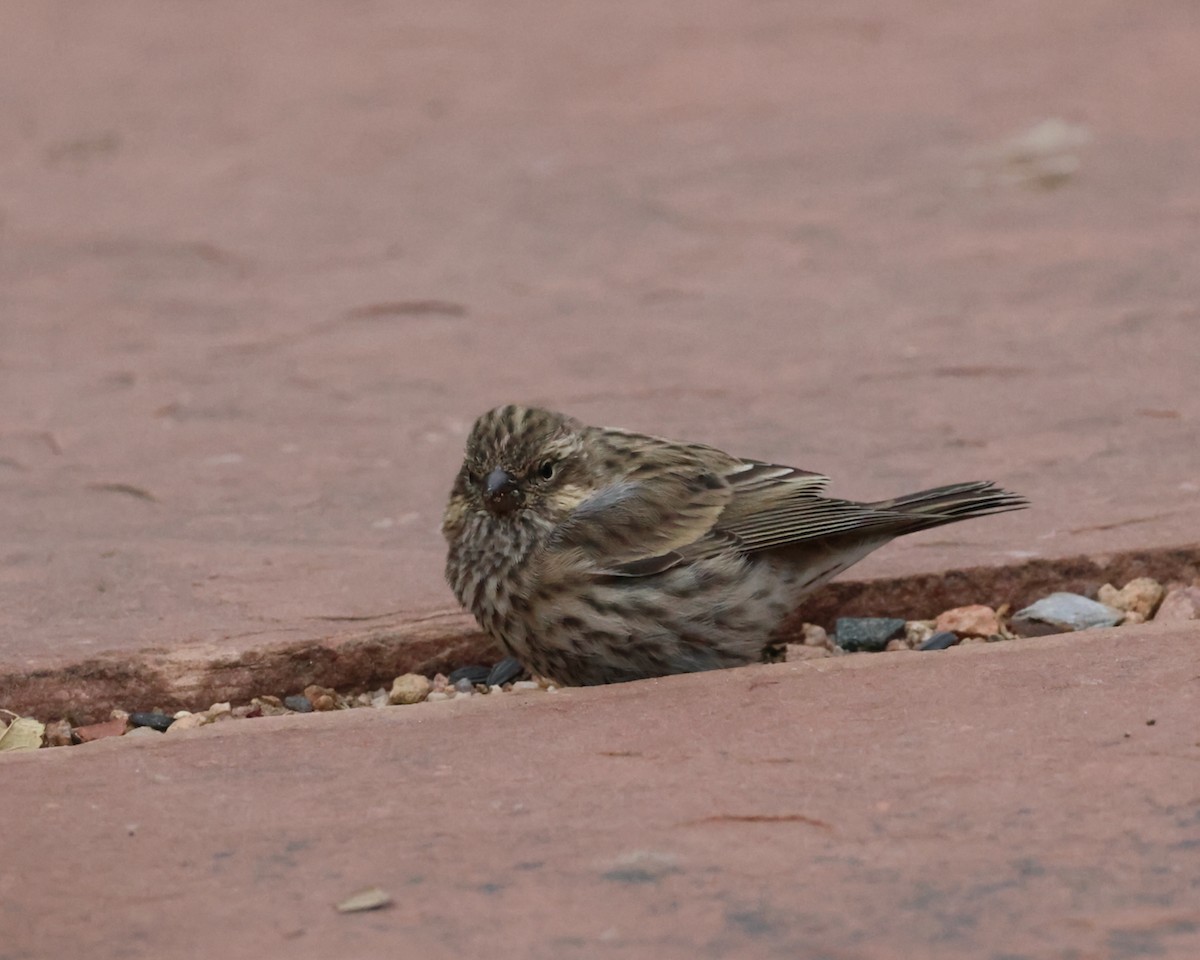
[129,711,175,732]
[447,664,491,686]
[835,618,907,653]
[486,657,525,686]
[1012,593,1122,634]
[917,631,960,651]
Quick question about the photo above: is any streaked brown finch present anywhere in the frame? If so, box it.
[443,405,1026,686]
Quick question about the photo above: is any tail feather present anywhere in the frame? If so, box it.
[872,481,1028,533]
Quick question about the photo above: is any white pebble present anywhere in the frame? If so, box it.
[511,680,540,691]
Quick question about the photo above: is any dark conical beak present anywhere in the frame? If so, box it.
[483,468,520,515]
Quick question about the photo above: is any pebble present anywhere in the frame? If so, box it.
[253,696,292,717]
[165,713,209,734]
[370,691,389,709]
[486,657,525,686]
[129,711,175,732]
[125,726,163,738]
[785,644,831,661]
[904,620,936,647]
[304,685,338,711]
[1011,592,1123,634]
[389,673,432,705]
[884,639,908,652]
[454,678,476,695]
[917,631,959,651]
[448,665,491,686]
[1154,586,1200,623]
[43,718,74,747]
[431,673,450,693]
[835,617,907,653]
[511,680,541,690]
[1097,578,1165,619]
[935,604,1000,638]
[73,717,128,743]
[801,623,830,647]
[335,886,392,913]
[425,691,452,702]
[283,694,314,713]
[206,702,234,722]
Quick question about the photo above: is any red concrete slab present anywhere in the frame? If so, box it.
[4,5,1200,958]
[4,625,1198,959]
[2,0,1200,684]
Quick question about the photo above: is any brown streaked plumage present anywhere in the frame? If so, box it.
[442,405,1027,686]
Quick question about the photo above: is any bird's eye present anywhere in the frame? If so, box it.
[538,461,556,481]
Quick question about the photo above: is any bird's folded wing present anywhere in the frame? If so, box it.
[553,469,731,566]
[554,451,861,577]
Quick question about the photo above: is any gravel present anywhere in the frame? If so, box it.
[28,576,1191,747]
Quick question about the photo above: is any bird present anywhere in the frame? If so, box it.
[442,404,1027,686]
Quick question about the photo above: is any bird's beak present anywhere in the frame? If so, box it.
[483,468,520,515]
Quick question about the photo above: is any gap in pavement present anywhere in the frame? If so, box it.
[2,544,1197,725]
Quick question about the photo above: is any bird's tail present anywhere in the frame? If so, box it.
[870,481,1028,533]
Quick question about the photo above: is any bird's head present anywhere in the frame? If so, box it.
[443,405,595,538]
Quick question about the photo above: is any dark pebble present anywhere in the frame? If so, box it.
[448,664,491,685]
[486,657,526,686]
[834,617,906,653]
[916,631,960,652]
[129,711,175,732]
[284,694,313,713]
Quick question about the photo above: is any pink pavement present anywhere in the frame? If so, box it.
[2,1,1200,957]
[5,626,1199,959]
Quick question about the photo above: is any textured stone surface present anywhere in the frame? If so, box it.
[4,626,1199,959]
